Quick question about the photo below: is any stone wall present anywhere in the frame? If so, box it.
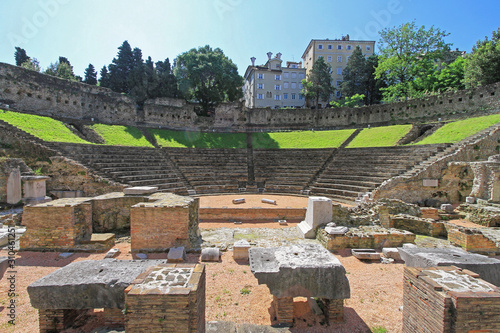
[389,215,447,237]
[91,193,148,232]
[199,207,306,222]
[448,228,500,255]
[2,62,500,131]
[374,126,500,205]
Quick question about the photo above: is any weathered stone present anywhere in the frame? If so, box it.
[466,196,476,204]
[0,256,9,279]
[297,197,332,239]
[324,226,348,235]
[136,253,147,260]
[104,248,120,259]
[249,244,350,299]
[201,248,220,262]
[123,186,158,195]
[423,179,439,187]
[261,198,276,205]
[398,247,500,286]
[402,243,417,248]
[6,169,21,204]
[382,248,401,260]
[22,175,50,205]
[58,253,74,259]
[232,198,245,204]
[28,259,169,309]
[167,246,186,263]
[233,240,251,260]
[440,204,454,213]
[351,249,381,260]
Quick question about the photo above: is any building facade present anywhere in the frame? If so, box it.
[244,52,306,109]
[302,35,375,102]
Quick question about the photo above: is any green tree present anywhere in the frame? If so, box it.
[83,64,98,85]
[108,40,135,93]
[99,66,110,88]
[174,45,243,115]
[44,58,77,81]
[329,94,365,108]
[153,58,179,98]
[128,48,148,105]
[20,58,41,72]
[300,57,334,108]
[376,21,451,101]
[14,47,30,66]
[464,28,500,88]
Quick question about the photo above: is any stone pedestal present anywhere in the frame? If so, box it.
[297,197,332,239]
[6,169,21,204]
[22,175,50,205]
[233,240,251,260]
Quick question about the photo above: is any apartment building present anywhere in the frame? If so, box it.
[302,35,375,102]
[243,52,306,109]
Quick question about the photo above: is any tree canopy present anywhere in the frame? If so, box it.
[44,56,78,81]
[174,45,243,115]
[14,47,30,66]
[464,28,500,88]
[376,21,451,101]
[300,56,334,108]
[83,64,98,85]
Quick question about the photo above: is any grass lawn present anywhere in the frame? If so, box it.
[149,129,247,148]
[0,110,90,144]
[414,114,500,145]
[92,124,154,147]
[252,129,356,149]
[347,124,412,148]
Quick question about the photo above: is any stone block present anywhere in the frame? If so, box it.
[297,197,332,239]
[232,198,245,204]
[167,246,186,263]
[351,249,381,260]
[201,248,220,262]
[123,186,158,195]
[105,248,120,259]
[6,169,21,204]
[0,256,9,280]
[233,240,251,260]
[466,196,476,204]
[440,204,455,213]
[325,226,348,235]
[136,253,148,260]
[402,243,417,248]
[420,207,439,220]
[398,247,500,286]
[58,253,74,259]
[423,179,439,187]
[28,259,170,309]
[382,248,401,260]
[261,198,276,205]
[249,244,350,300]
[22,176,50,204]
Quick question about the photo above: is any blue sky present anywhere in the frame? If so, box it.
[1,0,499,77]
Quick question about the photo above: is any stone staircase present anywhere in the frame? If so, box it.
[310,144,449,202]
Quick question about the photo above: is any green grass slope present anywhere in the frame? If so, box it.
[252,129,356,149]
[347,124,412,148]
[149,129,247,148]
[0,110,90,144]
[415,114,500,145]
[92,124,154,147]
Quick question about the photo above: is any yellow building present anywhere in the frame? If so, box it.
[302,35,375,103]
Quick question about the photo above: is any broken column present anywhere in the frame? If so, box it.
[249,244,350,326]
[297,196,333,239]
[0,158,23,204]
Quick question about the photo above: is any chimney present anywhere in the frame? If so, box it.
[267,52,273,60]
[276,52,282,60]
[251,57,256,66]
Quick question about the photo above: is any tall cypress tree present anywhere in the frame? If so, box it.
[14,47,30,66]
[83,64,98,85]
[99,66,110,88]
[108,41,134,93]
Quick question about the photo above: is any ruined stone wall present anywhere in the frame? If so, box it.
[91,193,148,232]
[199,207,306,222]
[448,228,500,254]
[374,127,500,205]
[2,62,500,131]
[390,215,447,237]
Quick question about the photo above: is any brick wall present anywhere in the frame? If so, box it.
[20,198,92,250]
[390,215,447,237]
[92,193,147,232]
[448,228,499,255]
[317,228,415,251]
[199,207,306,222]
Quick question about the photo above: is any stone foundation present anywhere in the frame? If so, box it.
[448,228,500,255]
[199,207,306,222]
[403,266,500,333]
[324,298,344,323]
[458,203,500,227]
[92,192,148,232]
[273,296,294,325]
[390,214,447,237]
[125,263,205,333]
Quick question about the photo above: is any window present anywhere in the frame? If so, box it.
[257,94,264,99]
[275,74,281,80]
[284,72,289,78]
[328,44,333,50]
[284,82,289,89]
[275,94,281,100]
[266,92,272,98]
[298,83,303,89]
[299,94,304,100]
[291,82,297,89]
[337,56,342,62]
[275,85,281,90]
[318,44,323,49]
[347,45,352,50]
[298,73,305,79]
[291,72,297,79]
[337,45,342,50]
[258,73,264,79]
[337,67,342,75]
[327,56,332,62]
[366,45,371,51]
[290,64,297,68]
[284,93,288,100]
[336,80,342,87]
[257,83,264,89]
[291,94,296,100]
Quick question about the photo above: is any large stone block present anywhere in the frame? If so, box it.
[6,169,21,204]
[398,247,500,287]
[249,244,350,299]
[297,197,332,239]
[28,259,170,309]
[22,175,50,204]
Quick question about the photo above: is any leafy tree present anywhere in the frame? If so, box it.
[128,48,148,105]
[99,66,111,88]
[21,58,41,72]
[464,28,500,88]
[83,64,98,85]
[174,45,243,115]
[14,47,30,66]
[44,59,77,81]
[376,21,451,101]
[300,56,334,108]
[108,40,135,93]
[153,58,179,98]
[329,94,365,108]
[364,55,385,104]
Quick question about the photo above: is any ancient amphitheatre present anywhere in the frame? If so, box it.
[0,62,500,333]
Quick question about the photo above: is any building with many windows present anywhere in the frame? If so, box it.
[243,52,306,109]
[301,35,375,103]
